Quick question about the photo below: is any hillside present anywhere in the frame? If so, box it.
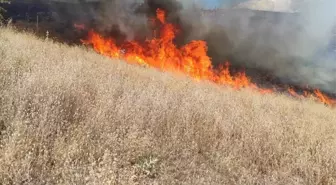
[0,27,336,184]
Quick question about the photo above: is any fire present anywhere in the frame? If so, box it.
[156,9,166,24]
[81,9,253,89]
[313,89,336,106]
[81,8,336,107]
[288,87,301,98]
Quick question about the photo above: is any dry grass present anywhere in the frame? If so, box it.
[0,27,336,185]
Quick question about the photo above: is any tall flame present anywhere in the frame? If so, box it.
[81,8,336,107]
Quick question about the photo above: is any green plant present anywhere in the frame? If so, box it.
[134,154,159,178]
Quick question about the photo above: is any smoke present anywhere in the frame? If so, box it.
[85,0,150,41]
[289,0,336,93]
[179,0,336,93]
[60,0,336,94]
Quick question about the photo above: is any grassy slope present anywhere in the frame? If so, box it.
[0,27,336,185]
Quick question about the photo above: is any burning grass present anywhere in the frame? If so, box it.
[1,27,336,184]
[81,9,336,107]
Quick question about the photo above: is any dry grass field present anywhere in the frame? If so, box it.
[0,27,336,184]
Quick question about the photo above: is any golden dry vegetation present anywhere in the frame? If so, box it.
[0,27,336,184]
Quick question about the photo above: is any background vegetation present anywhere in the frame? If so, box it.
[0,0,9,22]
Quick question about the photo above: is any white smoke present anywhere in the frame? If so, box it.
[177,0,336,93]
[235,0,292,12]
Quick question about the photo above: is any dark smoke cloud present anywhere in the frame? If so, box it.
[62,0,336,94]
[91,0,192,44]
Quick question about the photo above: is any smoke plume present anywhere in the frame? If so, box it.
[67,0,336,94]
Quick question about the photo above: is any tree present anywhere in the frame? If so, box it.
[0,0,10,22]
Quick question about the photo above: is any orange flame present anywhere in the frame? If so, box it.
[156,9,166,24]
[313,89,336,106]
[288,87,301,98]
[81,8,336,107]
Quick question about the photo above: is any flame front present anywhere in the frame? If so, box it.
[81,8,336,107]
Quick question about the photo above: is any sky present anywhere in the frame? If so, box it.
[203,0,221,8]
[200,0,248,9]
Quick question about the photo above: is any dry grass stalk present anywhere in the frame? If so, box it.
[0,27,336,185]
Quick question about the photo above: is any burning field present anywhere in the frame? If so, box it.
[3,0,336,106]
[1,24,336,184]
[76,7,336,107]
[1,0,336,184]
